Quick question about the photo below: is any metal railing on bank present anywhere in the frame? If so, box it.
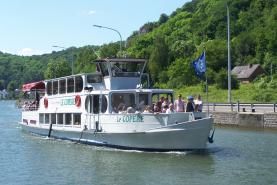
[203,102,277,113]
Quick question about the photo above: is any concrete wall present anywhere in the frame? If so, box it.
[212,112,277,129]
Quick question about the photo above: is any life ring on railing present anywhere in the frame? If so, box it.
[44,98,48,108]
[75,95,81,107]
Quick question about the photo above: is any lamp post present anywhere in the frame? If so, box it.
[52,45,74,75]
[93,24,122,53]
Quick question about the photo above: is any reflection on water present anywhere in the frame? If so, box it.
[1,101,277,185]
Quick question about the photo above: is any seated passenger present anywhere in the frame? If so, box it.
[126,107,135,114]
[166,103,175,113]
[162,104,169,113]
[143,105,152,113]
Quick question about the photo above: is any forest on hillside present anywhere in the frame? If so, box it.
[0,0,277,97]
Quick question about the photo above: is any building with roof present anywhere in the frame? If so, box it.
[231,64,265,83]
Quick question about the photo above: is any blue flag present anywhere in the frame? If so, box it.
[192,52,206,77]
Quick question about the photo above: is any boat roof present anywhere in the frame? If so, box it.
[93,58,147,63]
[22,81,45,92]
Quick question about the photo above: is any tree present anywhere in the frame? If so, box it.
[44,59,71,79]
[148,35,169,83]
[0,80,5,90]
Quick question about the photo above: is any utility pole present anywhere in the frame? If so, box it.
[227,4,232,103]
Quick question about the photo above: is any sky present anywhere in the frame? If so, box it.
[0,0,190,56]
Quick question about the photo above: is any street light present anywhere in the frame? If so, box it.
[52,45,74,75]
[93,24,122,53]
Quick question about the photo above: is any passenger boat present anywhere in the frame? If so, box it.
[19,58,214,151]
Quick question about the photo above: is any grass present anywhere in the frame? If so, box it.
[174,83,277,103]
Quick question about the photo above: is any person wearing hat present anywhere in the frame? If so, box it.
[174,94,185,112]
[186,95,195,112]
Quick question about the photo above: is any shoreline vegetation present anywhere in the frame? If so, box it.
[1,0,277,103]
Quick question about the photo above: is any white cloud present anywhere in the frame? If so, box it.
[88,10,96,15]
[18,48,50,56]
[18,48,34,56]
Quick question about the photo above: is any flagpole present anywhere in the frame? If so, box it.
[204,51,209,115]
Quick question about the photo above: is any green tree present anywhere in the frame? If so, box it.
[44,59,71,79]
[0,80,5,90]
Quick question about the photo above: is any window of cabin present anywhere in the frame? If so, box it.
[111,93,135,113]
[138,93,149,111]
[67,78,74,93]
[85,95,93,113]
[75,76,83,92]
[57,113,63,125]
[53,81,58,95]
[39,114,44,124]
[101,95,108,113]
[87,74,102,83]
[59,79,66,94]
[65,113,72,125]
[73,114,81,125]
[46,81,52,95]
[45,114,49,124]
[51,113,56,124]
[93,95,100,114]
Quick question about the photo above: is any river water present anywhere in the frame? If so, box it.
[1,100,277,185]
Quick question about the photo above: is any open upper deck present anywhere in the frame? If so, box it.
[93,58,148,90]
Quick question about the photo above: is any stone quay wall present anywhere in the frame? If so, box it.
[211,112,277,128]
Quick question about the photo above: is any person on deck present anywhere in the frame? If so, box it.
[174,94,185,112]
[186,96,195,112]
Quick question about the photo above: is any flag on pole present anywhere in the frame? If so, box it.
[192,52,206,78]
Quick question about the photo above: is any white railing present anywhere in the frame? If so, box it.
[203,102,277,113]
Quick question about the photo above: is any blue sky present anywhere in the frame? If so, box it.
[0,0,190,56]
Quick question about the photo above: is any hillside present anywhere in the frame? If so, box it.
[1,0,277,101]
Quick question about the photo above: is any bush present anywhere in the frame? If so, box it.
[215,69,240,89]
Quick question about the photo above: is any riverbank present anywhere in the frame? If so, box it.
[212,112,277,129]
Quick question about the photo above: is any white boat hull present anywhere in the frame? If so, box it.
[20,117,213,151]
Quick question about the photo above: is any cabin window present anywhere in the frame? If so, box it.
[51,113,56,124]
[93,95,99,114]
[57,113,63,125]
[45,114,49,124]
[46,81,52,95]
[39,114,44,124]
[53,81,58,95]
[85,95,93,113]
[75,76,83,92]
[65,113,72,125]
[138,93,149,111]
[101,95,108,113]
[87,74,102,83]
[92,95,108,114]
[111,93,135,113]
[59,79,66,94]
[73,113,81,125]
[67,78,74,93]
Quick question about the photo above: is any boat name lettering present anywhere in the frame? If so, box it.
[117,115,144,123]
[61,98,75,106]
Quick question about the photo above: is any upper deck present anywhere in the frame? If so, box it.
[94,58,148,90]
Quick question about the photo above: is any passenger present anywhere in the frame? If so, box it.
[127,106,136,114]
[153,103,160,113]
[162,104,168,113]
[143,105,152,113]
[162,97,169,108]
[166,103,176,114]
[194,94,203,112]
[186,96,195,112]
[156,97,164,112]
[174,94,185,112]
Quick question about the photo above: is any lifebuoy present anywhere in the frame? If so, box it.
[44,98,48,108]
[75,95,81,107]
